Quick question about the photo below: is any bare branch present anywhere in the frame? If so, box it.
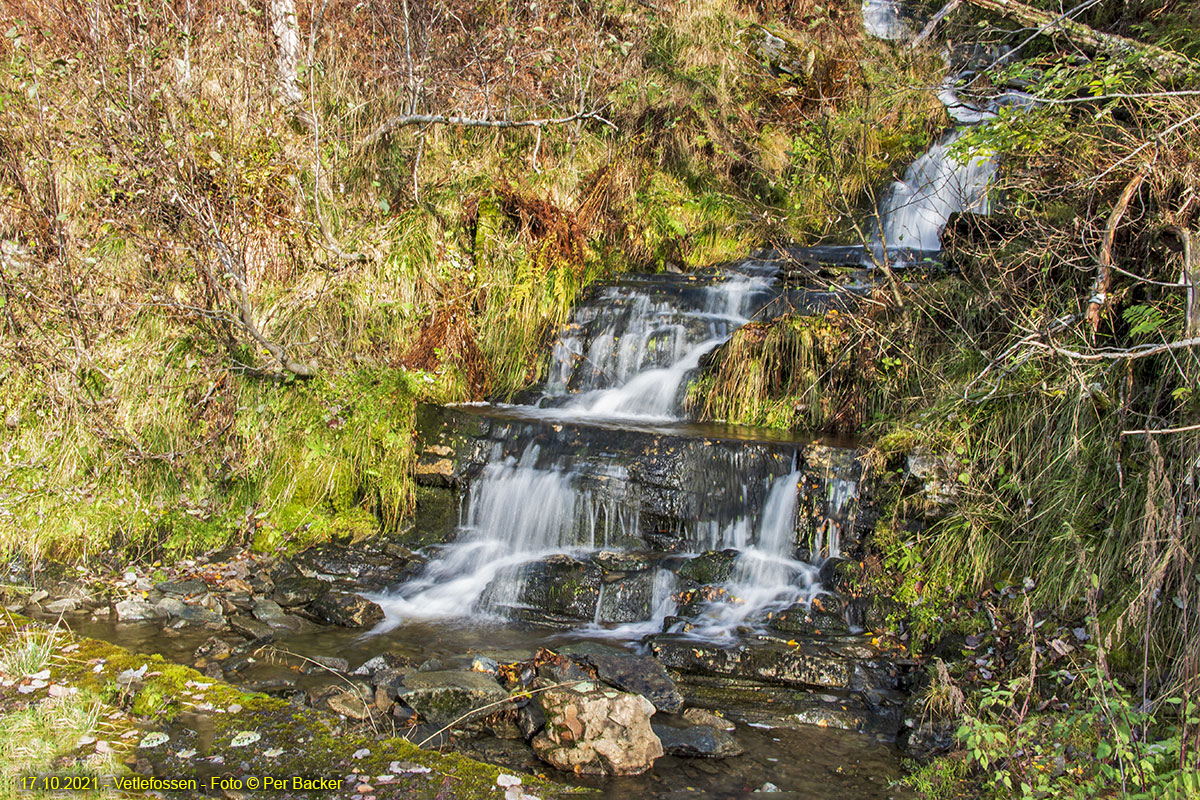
[1121,423,1200,437]
[1025,336,1200,361]
[1086,166,1148,332]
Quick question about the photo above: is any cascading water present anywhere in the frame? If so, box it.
[861,0,907,40]
[872,128,996,256]
[375,259,856,640]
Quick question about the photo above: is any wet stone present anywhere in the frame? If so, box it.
[193,636,234,661]
[675,549,739,585]
[114,598,159,622]
[532,683,663,776]
[560,642,684,713]
[682,707,736,730]
[156,578,207,596]
[651,723,744,758]
[229,615,274,641]
[272,576,327,607]
[396,670,510,728]
[310,591,384,628]
[300,655,350,675]
[352,652,412,677]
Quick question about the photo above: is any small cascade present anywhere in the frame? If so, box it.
[541,266,776,421]
[376,256,861,640]
[861,0,907,40]
[873,128,996,259]
[683,470,819,642]
[374,444,641,629]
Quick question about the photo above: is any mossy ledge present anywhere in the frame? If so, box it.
[0,614,589,799]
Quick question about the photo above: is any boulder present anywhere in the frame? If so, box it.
[676,550,739,585]
[229,615,275,641]
[594,571,656,624]
[272,576,328,607]
[651,723,743,758]
[531,682,663,776]
[561,642,684,713]
[114,598,159,622]
[396,670,510,728]
[310,591,384,627]
[483,555,602,624]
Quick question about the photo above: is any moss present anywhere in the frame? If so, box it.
[0,614,589,798]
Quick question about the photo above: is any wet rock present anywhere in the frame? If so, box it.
[651,723,743,758]
[591,551,655,572]
[396,670,510,728]
[682,707,735,730]
[45,597,81,614]
[250,598,306,631]
[536,655,594,685]
[229,615,275,641]
[156,578,207,596]
[417,658,444,673]
[272,576,327,607]
[114,598,159,622]
[193,637,233,661]
[373,667,408,708]
[325,689,372,721]
[516,700,546,740]
[531,683,663,776]
[310,591,384,628]
[300,655,349,675]
[154,596,188,618]
[647,634,860,690]
[770,596,850,635]
[470,656,499,675]
[676,550,739,585]
[171,603,226,627]
[595,571,656,624]
[560,642,684,713]
[352,652,412,677]
[484,555,602,624]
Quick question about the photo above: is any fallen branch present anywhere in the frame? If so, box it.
[911,0,962,49]
[1162,226,1199,336]
[1121,422,1200,437]
[358,110,615,151]
[1086,166,1148,332]
[1025,335,1200,361]
[962,0,1195,75]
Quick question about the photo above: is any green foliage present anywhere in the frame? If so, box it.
[956,664,1200,799]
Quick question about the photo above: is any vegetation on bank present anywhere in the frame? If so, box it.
[0,0,941,565]
[685,0,1200,795]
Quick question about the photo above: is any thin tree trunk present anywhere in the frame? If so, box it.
[269,0,303,105]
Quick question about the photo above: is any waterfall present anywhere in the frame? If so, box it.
[862,0,907,40]
[873,128,996,258]
[373,260,845,640]
[683,471,820,642]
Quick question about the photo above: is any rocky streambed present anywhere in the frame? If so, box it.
[12,522,918,798]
